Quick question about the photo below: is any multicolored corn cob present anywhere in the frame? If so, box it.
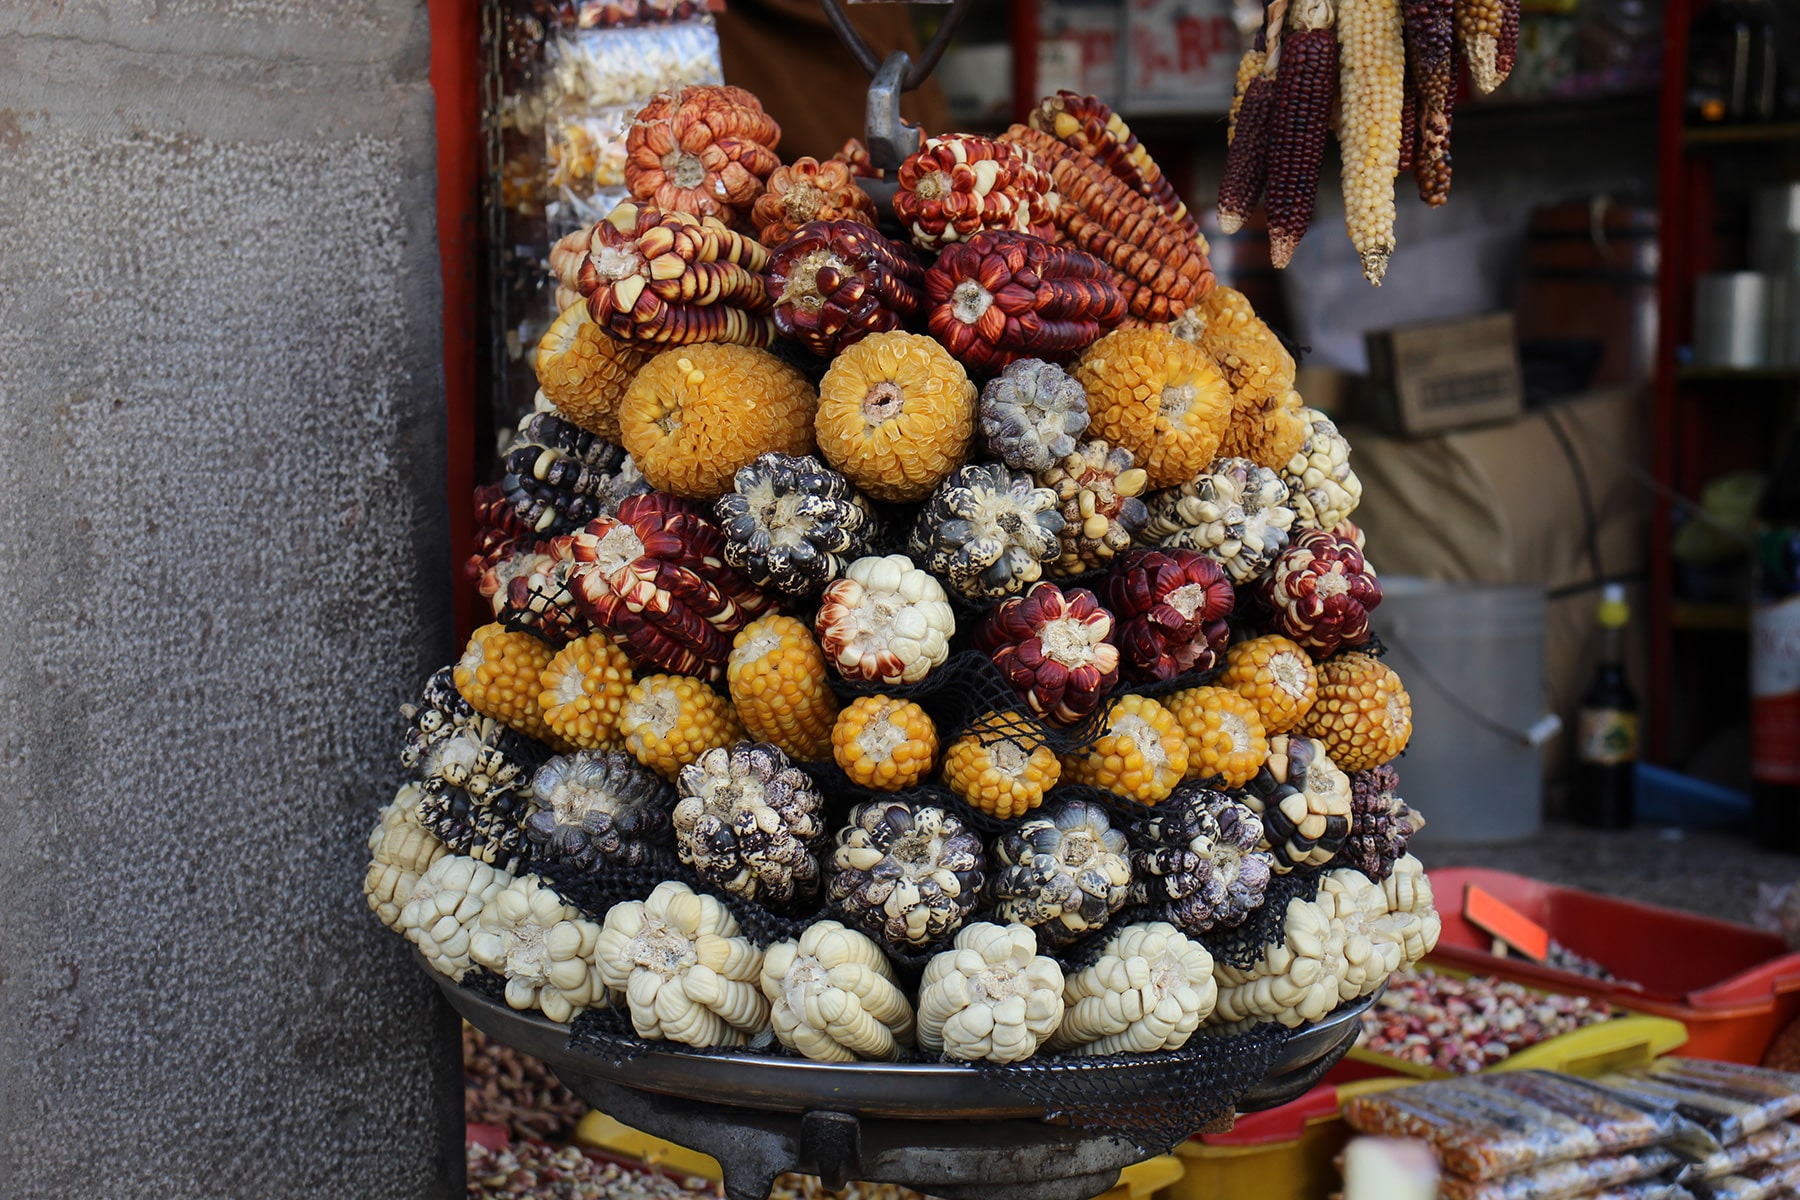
[1405,0,1456,206]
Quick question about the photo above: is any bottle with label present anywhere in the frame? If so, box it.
[1573,583,1638,829]
[1753,432,1800,849]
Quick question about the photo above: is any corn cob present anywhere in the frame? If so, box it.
[1265,0,1339,268]
[727,614,839,762]
[1456,0,1513,95]
[617,674,744,779]
[943,715,1060,820]
[454,623,561,745]
[1405,0,1456,206]
[1027,93,1197,239]
[1218,70,1278,236]
[1060,694,1189,806]
[1228,49,1268,145]
[1002,124,1214,322]
[1396,63,1418,173]
[831,696,937,791]
[1495,0,1520,92]
[1337,0,1406,285]
[538,632,635,751]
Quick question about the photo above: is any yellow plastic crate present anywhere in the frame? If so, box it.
[577,1110,1184,1200]
[1161,1079,1410,1200]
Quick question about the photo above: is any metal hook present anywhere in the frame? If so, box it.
[818,0,977,91]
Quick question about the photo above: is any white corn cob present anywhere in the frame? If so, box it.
[1338,0,1406,284]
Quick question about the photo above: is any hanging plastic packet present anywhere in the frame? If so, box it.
[1437,1146,1684,1200]
[1344,1072,1679,1182]
[1682,1124,1800,1184]
[1688,1152,1800,1200]
[547,105,635,221]
[1602,1061,1800,1149]
[544,24,723,110]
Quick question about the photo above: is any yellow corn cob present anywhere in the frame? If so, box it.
[1338,0,1406,285]
[617,674,744,779]
[1228,49,1268,145]
[1455,0,1507,95]
[1298,652,1413,770]
[831,696,938,791]
[537,632,635,751]
[534,303,649,442]
[1167,686,1270,787]
[454,623,560,744]
[727,614,839,762]
[1220,635,1318,734]
[943,714,1060,820]
[1060,694,1188,806]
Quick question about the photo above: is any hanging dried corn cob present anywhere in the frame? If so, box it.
[1495,0,1520,93]
[1405,0,1456,206]
[1396,62,1418,173]
[1227,47,1267,145]
[1337,0,1406,285]
[1456,0,1518,95]
[1266,0,1339,268]
[1218,4,1282,236]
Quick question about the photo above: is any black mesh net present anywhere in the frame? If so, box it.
[664,858,827,949]
[526,846,679,923]
[1196,866,1323,971]
[460,966,510,1003]
[977,1021,1293,1155]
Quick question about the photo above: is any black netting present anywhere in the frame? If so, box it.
[1044,782,1164,828]
[526,846,679,923]
[825,648,984,704]
[567,1004,650,1066]
[978,1021,1293,1155]
[1041,901,1171,973]
[1129,661,1227,701]
[460,967,510,1002]
[1197,866,1323,970]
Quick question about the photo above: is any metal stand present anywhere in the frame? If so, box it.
[434,968,1375,1200]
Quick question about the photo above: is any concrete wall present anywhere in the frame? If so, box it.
[0,0,460,1195]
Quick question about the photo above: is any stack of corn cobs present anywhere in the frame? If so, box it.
[366,82,1441,1071]
[1222,0,1520,282]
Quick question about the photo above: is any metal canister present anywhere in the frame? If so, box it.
[1694,271,1773,368]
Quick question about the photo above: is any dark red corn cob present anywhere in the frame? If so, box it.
[767,219,925,358]
[1397,61,1418,174]
[1266,23,1339,269]
[924,231,1127,373]
[1219,74,1278,236]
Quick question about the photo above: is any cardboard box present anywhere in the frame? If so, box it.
[1364,312,1525,437]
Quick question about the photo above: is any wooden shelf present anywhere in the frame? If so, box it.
[1673,601,1749,632]
[1676,365,1800,383]
[1684,121,1800,147]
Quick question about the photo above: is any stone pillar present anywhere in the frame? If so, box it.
[0,1,460,1195]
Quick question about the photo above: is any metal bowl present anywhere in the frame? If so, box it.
[437,966,1374,1200]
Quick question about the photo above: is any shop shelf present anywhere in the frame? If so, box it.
[1427,867,1800,1062]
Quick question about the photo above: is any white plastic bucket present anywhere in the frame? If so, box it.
[1377,578,1557,845]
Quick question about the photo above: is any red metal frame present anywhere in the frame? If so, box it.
[430,0,483,647]
[1650,0,1696,761]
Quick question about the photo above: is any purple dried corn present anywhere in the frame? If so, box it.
[1265,0,1339,268]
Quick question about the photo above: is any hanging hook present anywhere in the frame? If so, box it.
[818,0,977,91]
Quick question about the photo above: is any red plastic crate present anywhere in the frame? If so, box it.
[1427,867,1800,1062]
